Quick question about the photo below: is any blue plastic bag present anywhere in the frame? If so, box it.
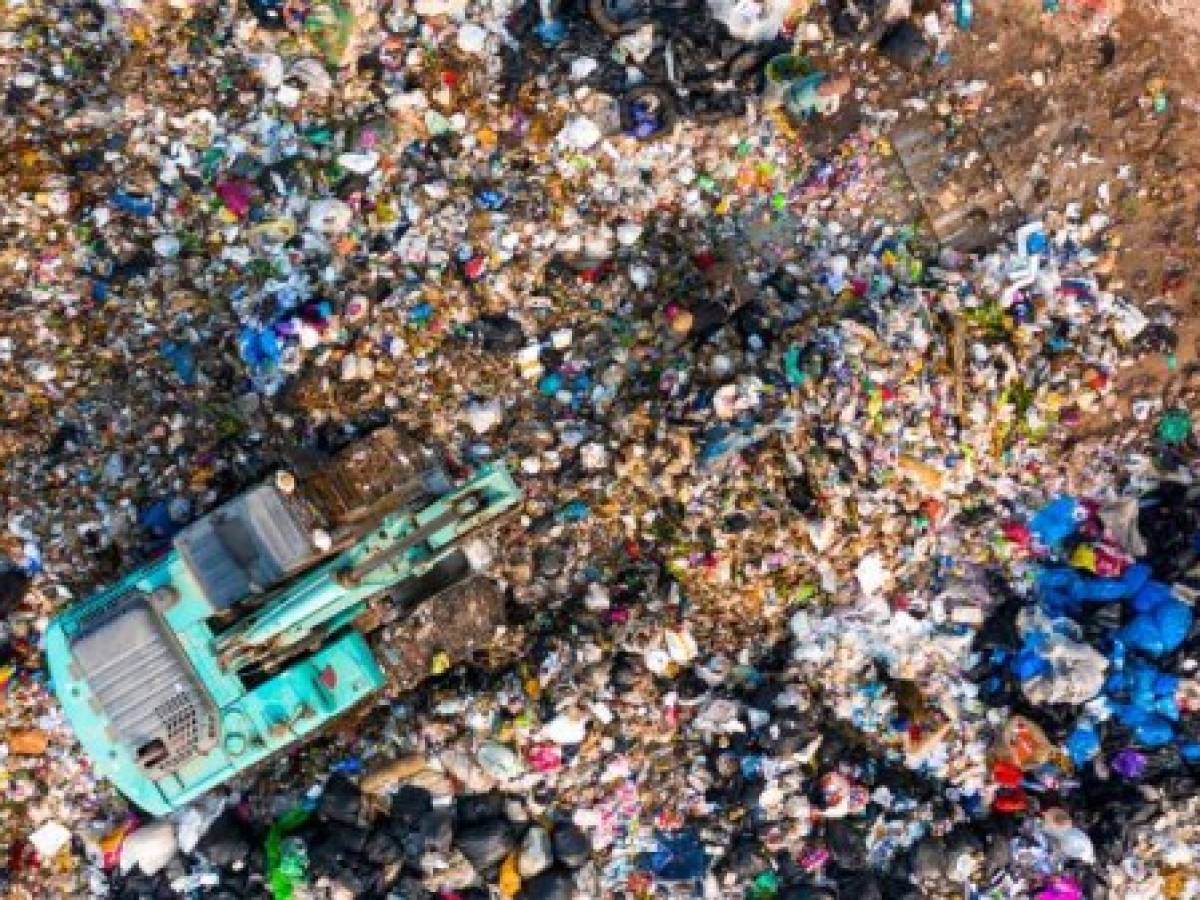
[639,829,707,881]
[111,188,155,217]
[1029,496,1079,550]
[1117,598,1192,656]
[162,341,197,385]
[1066,722,1100,767]
[1108,661,1180,721]
[1131,580,1174,612]
[1012,647,1052,682]
[238,325,281,372]
[1114,705,1175,747]
[1036,563,1152,616]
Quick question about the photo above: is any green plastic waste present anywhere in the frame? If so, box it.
[266,807,312,900]
[748,870,779,899]
[1159,409,1192,445]
[783,344,805,387]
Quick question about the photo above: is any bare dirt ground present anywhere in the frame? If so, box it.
[875,0,1200,453]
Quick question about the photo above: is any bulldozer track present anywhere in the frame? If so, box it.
[890,112,1025,252]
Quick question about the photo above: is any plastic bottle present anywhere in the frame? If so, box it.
[955,0,973,30]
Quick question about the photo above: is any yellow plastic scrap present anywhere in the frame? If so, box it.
[499,852,522,897]
[524,676,541,699]
[1070,544,1097,574]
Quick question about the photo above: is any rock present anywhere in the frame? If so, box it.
[318,774,362,826]
[454,818,515,871]
[195,810,251,868]
[551,822,590,868]
[7,728,48,755]
[518,826,553,878]
[520,866,576,900]
[119,820,178,876]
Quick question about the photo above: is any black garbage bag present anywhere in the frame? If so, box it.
[195,809,252,869]
[474,314,526,352]
[823,819,869,871]
[877,21,931,71]
[454,818,516,871]
[1138,481,1200,581]
[828,0,890,40]
[520,866,576,900]
[318,774,362,826]
[389,784,433,828]
[414,809,454,854]
[552,822,591,868]
[245,0,288,29]
[0,567,30,615]
[456,793,507,824]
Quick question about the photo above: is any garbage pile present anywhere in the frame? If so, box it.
[509,0,786,139]
[64,201,1185,900]
[105,777,598,900]
[93,473,1200,899]
[4,0,1200,896]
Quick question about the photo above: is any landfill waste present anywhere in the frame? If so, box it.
[510,0,787,135]
[6,0,1200,896]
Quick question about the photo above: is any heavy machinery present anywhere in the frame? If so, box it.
[45,428,522,816]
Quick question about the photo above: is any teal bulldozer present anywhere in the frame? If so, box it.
[45,428,522,816]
